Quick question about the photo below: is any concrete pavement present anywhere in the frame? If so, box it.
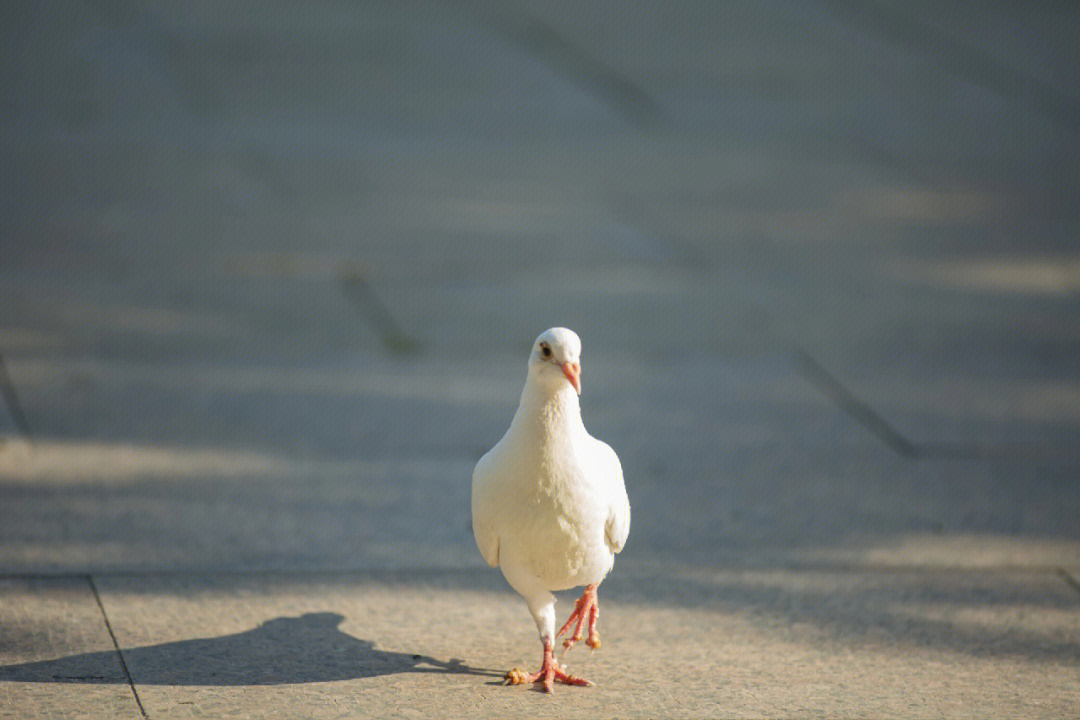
[1,1,1078,717]
[4,569,1079,718]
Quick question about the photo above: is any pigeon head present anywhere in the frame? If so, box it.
[528,327,582,395]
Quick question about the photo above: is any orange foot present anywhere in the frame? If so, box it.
[504,639,593,694]
[558,583,600,654]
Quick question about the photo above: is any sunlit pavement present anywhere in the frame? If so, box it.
[2,2,1078,717]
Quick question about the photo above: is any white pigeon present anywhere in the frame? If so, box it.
[472,327,631,693]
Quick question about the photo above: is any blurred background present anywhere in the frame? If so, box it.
[1,1,1078,575]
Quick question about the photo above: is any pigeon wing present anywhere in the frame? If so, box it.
[597,441,631,554]
[471,450,501,568]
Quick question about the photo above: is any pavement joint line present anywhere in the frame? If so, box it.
[823,0,1080,132]
[87,574,148,720]
[790,351,1076,462]
[465,0,662,129]
[1056,568,1080,598]
[791,349,919,458]
[337,267,422,356]
[0,351,31,439]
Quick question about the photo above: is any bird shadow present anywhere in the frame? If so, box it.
[0,612,501,686]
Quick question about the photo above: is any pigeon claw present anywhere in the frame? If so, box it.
[504,667,533,685]
[506,640,593,693]
[558,583,601,655]
[544,665,593,693]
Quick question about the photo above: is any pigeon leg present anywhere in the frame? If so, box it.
[504,639,593,693]
[557,583,601,653]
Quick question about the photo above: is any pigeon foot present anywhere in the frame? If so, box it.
[558,583,601,654]
[505,640,593,693]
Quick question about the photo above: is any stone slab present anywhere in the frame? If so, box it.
[0,577,140,720]
[3,569,1071,719]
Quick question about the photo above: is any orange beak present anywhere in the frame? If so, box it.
[562,362,581,395]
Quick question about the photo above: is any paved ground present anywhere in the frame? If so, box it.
[2,1,1079,717]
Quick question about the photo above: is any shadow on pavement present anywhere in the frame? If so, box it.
[0,611,501,686]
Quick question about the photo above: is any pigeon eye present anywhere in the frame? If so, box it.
[540,344,552,358]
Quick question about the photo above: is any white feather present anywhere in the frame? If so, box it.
[471,327,631,642]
